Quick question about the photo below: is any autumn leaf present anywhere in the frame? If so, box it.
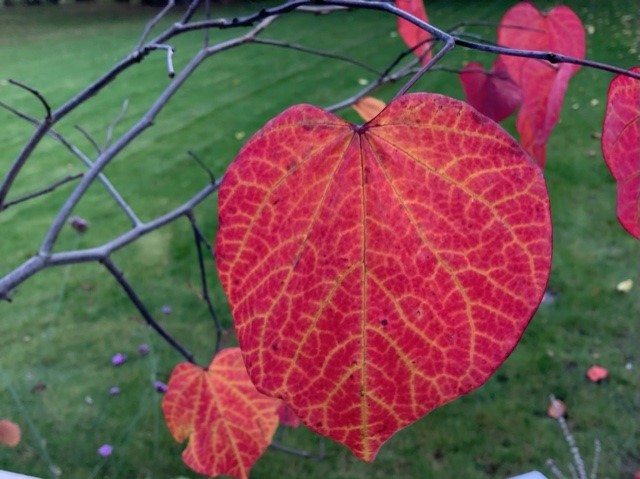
[216,93,552,461]
[459,57,522,123]
[586,365,609,383]
[396,0,432,64]
[602,66,640,239]
[352,97,387,123]
[498,2,585,167]
[162,348,281,479]
[0,419,21,447]
[547,398,566,419]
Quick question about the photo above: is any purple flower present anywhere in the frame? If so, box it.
[69,216,90,233]
[138,344,150,356]
[109,386,121,396]
[154,380,168,393]
[161,305,172,315]
[98,444,113,457]
[111,353,127,366]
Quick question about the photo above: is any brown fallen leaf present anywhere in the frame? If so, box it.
[547,398,566,419]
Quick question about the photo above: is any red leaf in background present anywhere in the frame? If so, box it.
[498,2,585,167]
[602,66,640,239]
[396,0,433,64]
[0,420,21,447]
[459,57,522,123]
[216,93,552,461]
[277,403,301,428]
[162,348,281,479]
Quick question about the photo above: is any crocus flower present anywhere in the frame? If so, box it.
[154,380,168,393]
[98,444,113,457]
[138,344,150,356]
[111,353,127,366]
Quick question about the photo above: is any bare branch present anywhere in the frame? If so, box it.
[0,100,141,227]
[101,257,197,365]
[8,79,52,120]
[104,98,130,149]
[0,180,220,301]
[251,38,383,76]
[148,44,176,79]
[74,125,102,154]
[136,0,176,49]
[1,173,83,211]
[186,211,223,356]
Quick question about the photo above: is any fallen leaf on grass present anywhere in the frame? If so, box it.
[616,279,633,293]
[0,420,21,447]
[587,365,608,382]
[547,398,566,419]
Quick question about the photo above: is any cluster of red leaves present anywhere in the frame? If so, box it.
[163,2,639,477]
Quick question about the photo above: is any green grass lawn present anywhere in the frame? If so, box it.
[1,1,639,478]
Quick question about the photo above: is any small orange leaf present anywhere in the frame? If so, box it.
[162,348,281,479]
[587,365,608,382]
[352,97,386,122]
[0,419,21,447]
[547,398,566,419]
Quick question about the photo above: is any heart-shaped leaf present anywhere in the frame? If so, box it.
[602,66,640,239]
[498,2,585,167]
[460,57,522,123]
[162,348,281,479]
[216,93,552,461]
[396,0,432,64]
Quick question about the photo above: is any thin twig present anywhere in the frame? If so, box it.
[148,44,176,78]
[101,257,197,365]
[0,100,141,227]
[395,38,455,98]
[590,439,601,479]
[104,98,130,148]
[547,459,568,479]
[136,0,176,49]
[74,125,102,154]
[0,180,220,301]
[1,174,83,211]
[186,211,223,355]
[270,440,325,460]
[8,79,52,120]
[251,38,383,75]
[187,151,215,184]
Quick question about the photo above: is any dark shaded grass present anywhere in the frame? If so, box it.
[0,1,638,477]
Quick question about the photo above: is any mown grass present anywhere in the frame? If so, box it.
[0,1,639,478]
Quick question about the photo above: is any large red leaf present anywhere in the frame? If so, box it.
[602,67,640,239]
[162,348,281,479]
[459,57,522,123]
[216,93,552,461]
[498,2,585,167]
[396,0,432,65]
